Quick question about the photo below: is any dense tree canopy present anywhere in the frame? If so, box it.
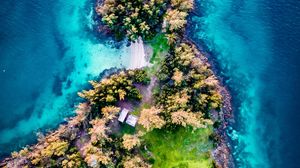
[78,70,149,108]
[96,0,167,40]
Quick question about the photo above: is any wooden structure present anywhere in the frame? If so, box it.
[118,108,138,127]
[125,114,138,127]
[118,108,129,122]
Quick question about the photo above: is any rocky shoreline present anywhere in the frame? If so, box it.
[193,42,235,168]
[185,38,235,167]
[213,87,234,168]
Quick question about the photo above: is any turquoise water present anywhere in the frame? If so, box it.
[191,0,272,166]
[190,0,300,167]
[0,0,130,157]
[1,0,300,167]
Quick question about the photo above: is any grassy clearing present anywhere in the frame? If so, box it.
[144,34,169,81]
[148,34,170,64]
[129,38,215,168]
[142,126,214,168]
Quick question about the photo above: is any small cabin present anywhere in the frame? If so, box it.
[118,108,138,127]
[125,114,138,127]
[118,109,129,122]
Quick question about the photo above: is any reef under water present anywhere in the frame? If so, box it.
[0,0,131,157]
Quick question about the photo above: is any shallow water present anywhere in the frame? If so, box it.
[190,0,300,167]
[1,0,300,166]
[0,0,130,157]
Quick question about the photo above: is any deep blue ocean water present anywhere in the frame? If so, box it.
[189,0,300,167]
[0,0,300,167]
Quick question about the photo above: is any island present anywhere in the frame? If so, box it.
[1,0,233,167]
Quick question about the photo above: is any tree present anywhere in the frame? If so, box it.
[208,91,222,109]
[138,107,166,132]
[69,103,91,127]
[172,68,183,86]
[61,152,83,168]
[123,156,151,168]
[164,9,187,31]
[30,139,69,166]
[41,140,69,158]
[89,119,110,144]
[102,13,118,26]
[96,0,166,40]
[118,89,127,100]
[174,43,195,66]
[171,0,194,11]
[140,21,150,33]
[204,76,219,87]
[78,70,145,106]
[82,143,112,167]
[165,33,177,45]
[95,0,116,15]
[165,89,190,112]
[171,110,210,129]
[122,134,141,150]
[101,106,120,120]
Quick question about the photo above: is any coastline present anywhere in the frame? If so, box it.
[0,0,235,167]
[186,39,235,168]
[0,39,235,168]
[185,10,235,165]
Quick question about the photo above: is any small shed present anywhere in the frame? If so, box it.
[125,114,138,127]
[118,108,129,122]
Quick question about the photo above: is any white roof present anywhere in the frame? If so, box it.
[125,114,138,127]
[118,109,129,122]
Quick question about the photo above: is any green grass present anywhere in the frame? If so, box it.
[131,103,152,116]
[142,126,214,168]
[144,34,170,77]
[148,34,169,64]
[119,124,136,135]
[131,107,141,116]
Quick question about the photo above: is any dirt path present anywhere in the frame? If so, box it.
[141,76,157,104]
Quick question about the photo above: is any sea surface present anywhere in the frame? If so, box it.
[0,0,300,167]
[189,0,300,167]
[0,0,130,157]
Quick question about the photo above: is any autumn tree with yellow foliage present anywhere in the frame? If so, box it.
[123,156,152,168]
[122,134,141,150]
[82,143,112,167]
[89,118,110,144]
[78,70,149,109]
[164,9,188,31]
[171,110,213,129]
[171,0,194,11]
[101,106,121,120]
[138,107,166,132]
